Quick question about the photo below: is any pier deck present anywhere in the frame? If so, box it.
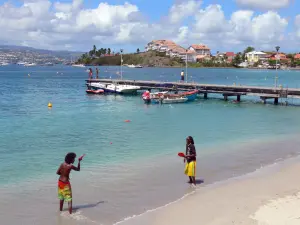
[86,79,300,104]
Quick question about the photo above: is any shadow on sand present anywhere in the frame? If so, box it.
[72,201,106,210]
[187,179,204,185]
[195,179,204,184]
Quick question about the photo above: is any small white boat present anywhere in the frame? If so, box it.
[17,61,26,65]
[127,64,143,68]
[152,96,188,104]
[72,64,86,68]
[0,62,9,66]
[162,97,188,104]
[89,82,140,94]
[24,63,37,67]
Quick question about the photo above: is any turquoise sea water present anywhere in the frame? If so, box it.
[1,65,300,225]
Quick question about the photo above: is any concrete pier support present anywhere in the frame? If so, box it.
[237,95,241,102]
[274,98,279,105]
[224,95,228,101]
[204,93,208,99]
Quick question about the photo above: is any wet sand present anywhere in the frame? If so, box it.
[120,156,300,225]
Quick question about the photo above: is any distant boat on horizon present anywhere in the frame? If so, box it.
[127,64,143,68]
[72,64,86,68]
[24,63,37,67]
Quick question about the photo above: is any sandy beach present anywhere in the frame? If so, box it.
[120,157,300,225]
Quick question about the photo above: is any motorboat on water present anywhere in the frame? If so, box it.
[142,90,198,104]
[86,89,104,94]
[24,63,37,67]
[0,62,9,66]
[178,90,198,101]
[72,64,86,68]
[152,96,188,104]
[89,82,140,94]
[127,64,143,68]
[17,61,26,65]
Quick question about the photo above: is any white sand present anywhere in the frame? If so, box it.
[121,159,300,225]
[251,192,300,225]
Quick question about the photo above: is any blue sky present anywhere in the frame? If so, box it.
[0,0,299,52]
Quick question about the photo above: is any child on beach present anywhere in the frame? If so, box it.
[184,136,197,187]
[56,152,83,214]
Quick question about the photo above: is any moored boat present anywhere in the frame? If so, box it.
[179,90,198,101]
[86,89,104,94]
[88,82,140,94]
[152,96,188,104]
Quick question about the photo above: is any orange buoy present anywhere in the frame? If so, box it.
[125,120,131,123]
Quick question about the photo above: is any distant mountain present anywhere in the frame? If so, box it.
[0,45,83,59]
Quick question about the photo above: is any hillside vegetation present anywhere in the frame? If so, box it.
[77,50,183,67]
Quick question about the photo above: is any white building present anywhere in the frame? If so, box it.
[188,44,211,57]
[245,51,267,63]
[145,40,177,52]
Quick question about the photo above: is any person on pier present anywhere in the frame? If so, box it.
[89,68,93,79]
[96,68,99,79]
[184,136,197,187]
[180,70,184,82]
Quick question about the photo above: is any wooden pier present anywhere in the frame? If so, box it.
[86,79,300,105]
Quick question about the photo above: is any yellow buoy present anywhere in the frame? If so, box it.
[48,102,52,108]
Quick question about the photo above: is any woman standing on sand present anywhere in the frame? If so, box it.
[184,136,197,187]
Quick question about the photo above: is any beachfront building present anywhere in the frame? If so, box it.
[245,51,267,63]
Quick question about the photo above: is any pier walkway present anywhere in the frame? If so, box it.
[86,79,300,105]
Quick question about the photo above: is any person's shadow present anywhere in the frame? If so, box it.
[73,201,106,210]
[187,179,204,185]
[196,179,204,184]
[195,179,204,184]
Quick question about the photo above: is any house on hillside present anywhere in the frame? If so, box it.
[188,44,211,56]
[294,53,300,60]
[145,40,177,52]
[245,51,267,63]
[225,52,235,63]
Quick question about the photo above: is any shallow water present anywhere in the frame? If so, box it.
[1,65,300,224]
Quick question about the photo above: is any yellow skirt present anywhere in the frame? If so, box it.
[185,161,196,177]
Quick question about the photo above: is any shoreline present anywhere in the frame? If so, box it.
[118,155,300,225]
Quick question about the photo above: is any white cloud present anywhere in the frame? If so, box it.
[235,0,291,10]
[189,4,288,50]
[295,15,300,39]
[168,0,202,24]
[193,5,232,33]
[0,0,294,52]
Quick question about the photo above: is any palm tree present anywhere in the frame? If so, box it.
[137,48,140,54]
[93,45,97,55]
[108,48,111,55]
